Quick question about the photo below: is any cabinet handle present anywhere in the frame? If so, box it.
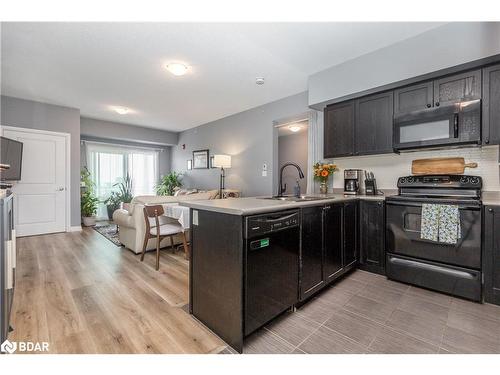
[485,139,490,144]
[435,102,440,107]
[426,103,431,108]
[488,208,493,212]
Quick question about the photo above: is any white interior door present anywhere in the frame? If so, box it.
[3,128,67,236]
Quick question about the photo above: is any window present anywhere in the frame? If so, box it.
[86,142,159,219]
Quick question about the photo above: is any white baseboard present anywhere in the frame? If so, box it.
[68,226,82,232]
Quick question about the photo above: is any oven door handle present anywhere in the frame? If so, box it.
[386,200,480,210]
[453,113,459,138]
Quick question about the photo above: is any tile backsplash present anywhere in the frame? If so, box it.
[328,145,500,191]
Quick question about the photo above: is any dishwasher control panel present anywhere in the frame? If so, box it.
[246,210,299,238]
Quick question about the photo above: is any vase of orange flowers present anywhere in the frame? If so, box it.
[313,162,338,194]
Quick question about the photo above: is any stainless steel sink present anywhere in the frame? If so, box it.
[260,195,332,202]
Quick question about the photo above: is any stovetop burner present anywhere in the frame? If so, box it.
[394,174,482,200]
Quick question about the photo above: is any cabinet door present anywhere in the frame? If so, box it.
[323,204,343,280]
[324,101,355,158]
[300,206,324,300]
[483,206,500,306]
[343,201,358,267]
[355,91,394,155]
[394,81,433,115]
[482,64,500,145]
[359,200,385,275]
[434,69,481,107]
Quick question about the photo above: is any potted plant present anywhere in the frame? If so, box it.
[313,162,338,194]
[80,167,99,226]
[155,171,183,196]
[104,191,122,220]
[115,174,134,210]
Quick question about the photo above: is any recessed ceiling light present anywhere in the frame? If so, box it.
[112,106,130,115]
[166,63,189,76]
[255,77,265,85]
[289,125,302,132]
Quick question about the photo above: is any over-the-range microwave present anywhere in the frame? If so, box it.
[393,99,481,152]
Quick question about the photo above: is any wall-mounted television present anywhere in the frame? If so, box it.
[0,136,24,181]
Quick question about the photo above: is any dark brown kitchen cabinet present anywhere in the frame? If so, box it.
[299,202,358,301]
[394,81,433,115]
[324,204,343,281]
[359,200,385,275]
[482,64,500,145]
[433,69,482,107]
[300,206,325,298]
[343,201,358,267]
[324,101,355,158]
[483,205,500,306]
[355,91,394,155]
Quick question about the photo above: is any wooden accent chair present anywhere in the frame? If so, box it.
[140,205,189,270]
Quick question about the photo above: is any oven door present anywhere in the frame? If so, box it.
[393,100,481,151]
[385,198,481,269]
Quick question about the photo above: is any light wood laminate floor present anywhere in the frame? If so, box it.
[10,228,225,354]
[10,228,500,354]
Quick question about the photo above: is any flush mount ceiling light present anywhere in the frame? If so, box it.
[112,106,130,115]
[166,63,189,76]
[255,77,265,85]
[289,125,302,132]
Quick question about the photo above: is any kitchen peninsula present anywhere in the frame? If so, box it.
[181,193,393,352]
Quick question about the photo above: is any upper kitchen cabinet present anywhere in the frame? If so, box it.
[433,69,482,107]
[355,91,394,155]
[394,81,433,115]
[324,101,355,158]
[482,63,500,145]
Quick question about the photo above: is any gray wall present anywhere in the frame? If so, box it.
[278,131,308,195]
[1,95,81,226]
[171,92,309,197]
[309,22,500,108]
[80,117,178,146]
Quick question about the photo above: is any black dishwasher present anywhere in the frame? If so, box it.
[244,210,300,336]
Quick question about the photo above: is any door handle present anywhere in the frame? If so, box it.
[453,113,459,138]
[57,187,65,191]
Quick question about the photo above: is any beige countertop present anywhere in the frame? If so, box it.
[482,191,500,206]
[180,190,397,216]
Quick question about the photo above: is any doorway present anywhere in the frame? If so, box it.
[2,126,70,236]
[276,120,309,196]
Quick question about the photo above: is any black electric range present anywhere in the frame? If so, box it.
[385,175,483,301]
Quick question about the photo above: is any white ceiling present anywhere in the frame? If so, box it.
[1,22,444,132]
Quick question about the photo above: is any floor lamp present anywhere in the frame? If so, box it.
[213,155,231,199]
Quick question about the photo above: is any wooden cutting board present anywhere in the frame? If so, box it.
[411,157,478,175]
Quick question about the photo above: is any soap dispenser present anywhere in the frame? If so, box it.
[293,179,301,198]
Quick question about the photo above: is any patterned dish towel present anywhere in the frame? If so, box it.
[421,204,461,244]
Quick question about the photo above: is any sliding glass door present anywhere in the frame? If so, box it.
[86,142,159,219]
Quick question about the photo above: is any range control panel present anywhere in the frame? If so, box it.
[397,175,482,189]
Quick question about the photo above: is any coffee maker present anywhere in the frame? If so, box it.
[344,169,364,195]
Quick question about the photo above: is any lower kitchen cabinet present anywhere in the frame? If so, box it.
[300,201,358,301]
[483,205,500,306]
[343,201,358,267]
[324,204,343,281]
[359,200,386,275]
[301,206,324,297]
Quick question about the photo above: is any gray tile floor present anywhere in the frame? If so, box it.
[232,270,500,354]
